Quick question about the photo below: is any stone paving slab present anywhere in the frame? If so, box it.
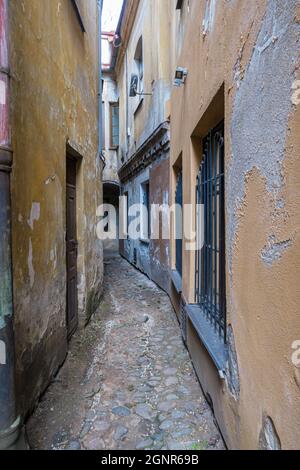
[27,256,225,451]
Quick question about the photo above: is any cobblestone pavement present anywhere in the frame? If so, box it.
[27,255,225,450]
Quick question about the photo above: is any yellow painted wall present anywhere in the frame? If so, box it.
[170,0,300,450]
[116,0,173,164]
[9,0,103,416]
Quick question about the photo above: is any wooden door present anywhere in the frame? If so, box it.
[66,156,78,339]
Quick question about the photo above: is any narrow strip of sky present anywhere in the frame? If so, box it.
[102,0,123,32]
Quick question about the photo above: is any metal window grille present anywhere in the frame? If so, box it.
[175,171,183,277]
[195,121,226,341]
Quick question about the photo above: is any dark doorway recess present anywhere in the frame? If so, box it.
[103,180,120,256]
[66,155,79,339]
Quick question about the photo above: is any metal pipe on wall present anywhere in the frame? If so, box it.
[0,0,21,450]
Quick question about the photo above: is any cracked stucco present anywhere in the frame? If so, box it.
[203,0,216,35]
[169,0,300,449]
[228,0,300,276]
[226,325,240,400]
[27,202,40,230]
[9,0,103,416]
[259,416,281,450]
[261,235,292,266]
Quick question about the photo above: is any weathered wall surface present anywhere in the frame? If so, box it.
[102,73,120,254]
[9,0,103,416]
[116,0,173,164]
[121,148,170,293]
[170,0,300,449]
[122,168,151,272]
[102,73,119,184]
[116,0,172,293]
[149,158,170,293]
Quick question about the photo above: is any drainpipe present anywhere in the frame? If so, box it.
[98,0,105,167]
[0,0,22,450]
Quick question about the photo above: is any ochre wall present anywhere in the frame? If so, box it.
[117,0,173,164]
[9,0,103,416]
[170,0,300,449]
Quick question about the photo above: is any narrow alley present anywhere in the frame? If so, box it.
[27,256,224,451]
[1,0,300,452]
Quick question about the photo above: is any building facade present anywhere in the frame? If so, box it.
[114,0,173,293]
[101,29,120,254]
[8,0,103,419]
[170,0,300,450]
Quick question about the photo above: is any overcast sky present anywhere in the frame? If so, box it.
[102,0,123,32]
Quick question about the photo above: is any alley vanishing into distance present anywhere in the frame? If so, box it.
[27,255,224,451]
[1,0,299,451]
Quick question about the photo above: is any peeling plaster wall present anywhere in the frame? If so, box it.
[229,0,300,278]
[9,0,103,416]
[149,158,170,294]
[122,168,151,276]
[117,0,172,293]
[121,155,170,294]
[170,0,300,449]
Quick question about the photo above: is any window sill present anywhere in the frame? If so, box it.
[171,269,182,294]
[140,238,150,245]
[185,304,228,373]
